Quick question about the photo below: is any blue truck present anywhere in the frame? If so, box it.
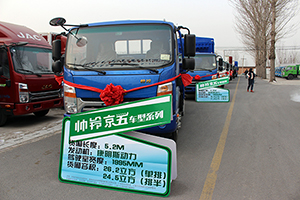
[178,37,222,94]
[49,17,195,141]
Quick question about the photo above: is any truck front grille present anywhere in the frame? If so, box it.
[30,89,61,102]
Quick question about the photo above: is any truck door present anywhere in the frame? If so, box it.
[0,48,11,98]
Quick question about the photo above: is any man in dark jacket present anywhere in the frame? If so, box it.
[247,68,255,92]
[244,69,248,79]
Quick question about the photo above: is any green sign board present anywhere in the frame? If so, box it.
[70,95,172,141]
[58,95,173,196]
[196,77,229,90]
[196,87,230,102]
[196,77,230,103]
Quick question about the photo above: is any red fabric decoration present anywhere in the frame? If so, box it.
[64,80,103,94]
[55,75,64,85]
[100,83,125,106]
[181,73,193,87]
[194,75,201,81]
[59,73,193,106]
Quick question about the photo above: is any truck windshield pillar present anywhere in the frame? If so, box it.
[0,49,10,78]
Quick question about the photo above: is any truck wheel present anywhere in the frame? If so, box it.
[171,129,178,142]
[288,74,294,80]
[34,109,49,117]
[179,93,185,116]
[0,111,7,126]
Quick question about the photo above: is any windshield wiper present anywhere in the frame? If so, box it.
[18,69,42,77]
[67,62,106,75]
[109,62,158,73]
[194,68,213,72]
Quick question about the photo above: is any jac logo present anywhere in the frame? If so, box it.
[140,79,151,83]
[17,32,41,41]
[42,84,52,89]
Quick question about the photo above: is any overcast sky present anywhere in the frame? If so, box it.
[1,0,299,66]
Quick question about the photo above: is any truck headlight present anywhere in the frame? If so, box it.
[18,83,29,103]
[64,83,77,113]
[157,82,172,96]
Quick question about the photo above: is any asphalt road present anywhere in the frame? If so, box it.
[1,76,300,200]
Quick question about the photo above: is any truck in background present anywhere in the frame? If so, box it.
[275,66,284,77]
[276,63,300,80]
[179,37,221,94]
[233,61,238,78]
[217,58,228,79]
[40,32,67,56]
[50,17,195,141]
[0,21,63,126]
[228,56,234,80]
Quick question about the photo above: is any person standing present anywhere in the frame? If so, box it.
[247,68,255,92]
[244,69,248,79]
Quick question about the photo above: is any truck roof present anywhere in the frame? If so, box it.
[0,21,51,48]
[178,36,215,54]
[78,20,175,29]
[195,37,214,53]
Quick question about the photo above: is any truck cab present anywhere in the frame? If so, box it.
[0,21,63,126]
[179,37,217,94]
[280,64,300,80]
[217,58,228,78]
[50,18,195,141]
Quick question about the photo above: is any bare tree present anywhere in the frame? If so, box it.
[229,0,298,80]
[269,0,276,82]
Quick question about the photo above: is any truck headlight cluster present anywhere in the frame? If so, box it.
[157,82,172,96]
[18,83,29,103]
[64,83,77,114]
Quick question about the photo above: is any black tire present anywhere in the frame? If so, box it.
[179,93,185,116]
[33,109,49,117]
[287,74,294,80]
[170,129,178,142]
[0,110,7,127]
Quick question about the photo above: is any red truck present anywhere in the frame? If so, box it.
[0,21,63,126]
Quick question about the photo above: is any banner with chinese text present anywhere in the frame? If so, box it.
[196,77,229,90]
[70,95,172,141]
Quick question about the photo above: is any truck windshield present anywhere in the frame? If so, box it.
[66,24,173,70]
[194,54,216,71]
[285,66,293,71]
[11,46,53,75]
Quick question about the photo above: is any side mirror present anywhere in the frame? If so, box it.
[49,17,66,26]
[52,60,63,74]
[76,36,88,47]
[219,58,223,66]
[0,67,3,76]
[182,58,195,70]
[184,34,196,57]
[52,39,62,61]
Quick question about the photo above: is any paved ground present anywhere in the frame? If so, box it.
[1,75,300,200]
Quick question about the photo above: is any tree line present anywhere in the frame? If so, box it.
[229,0,299,81]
